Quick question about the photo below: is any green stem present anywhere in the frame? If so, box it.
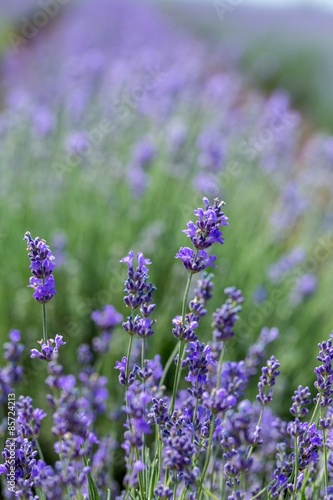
[36,438,45,462]
[291,434,299,500]
[169,273,193,414]
[124,334,144,499]
[141,337,147,496]
[42,303,48,343]
[198,413,216,499]
[246,405,264,460]
[321,406,328,494]
[159,344,178,388]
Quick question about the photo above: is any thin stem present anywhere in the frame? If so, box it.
[42,303,48,343]
[159,344,178,388]
[198,413,216,500]
[246,405,264,460]
[169,272,193,414]
[36,438,45,462]
[141,337,148,496]
[291,434,299,500]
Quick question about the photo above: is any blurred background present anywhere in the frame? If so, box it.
[1,0,333,429]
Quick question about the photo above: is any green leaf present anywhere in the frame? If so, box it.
[83,456,99,500]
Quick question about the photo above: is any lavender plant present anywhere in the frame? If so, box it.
[1,199,333,499]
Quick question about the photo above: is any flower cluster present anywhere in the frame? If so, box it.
[0,330,24,404]
[24,232,56,303]
[176,197,228,274]
[120,251,156,338]
[2,199,333,500]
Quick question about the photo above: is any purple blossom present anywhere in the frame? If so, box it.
[314,338,333,407]
[197,129,225,172]
[256,356,281,406]
[182,197,228,250]
[91,304,123,330]
[172,316,199,342]
[16,396,47,439]
[132,139,156,168]
[24,232,56,303]
[202,387,237,415]
[183,341,216,398]
[30,335,66,362]
[0,331,24,402]
[115,357,139,386]
[212,287,243,352]
[290,386,312,418]
[120,251,156,337]
[245,327,279,376]
[28,275,56,304]
[175,247,216,274]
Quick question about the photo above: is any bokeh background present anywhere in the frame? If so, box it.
[1,0,333,444]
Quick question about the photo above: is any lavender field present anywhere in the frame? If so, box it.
[1,0,333,498]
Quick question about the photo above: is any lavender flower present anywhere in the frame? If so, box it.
[24,232,56,303]
[0,330,24,402]
[256,356,281,406]
[175,247,216,274]
[212,287,243,356]
[16,396,47,439]
[182,197,228,250]
[314,337,333,407]
[183,340,216,398]
[91,304,123,330]
[290,386,312,418]
[30,335,66,362]
[120,251,156,337]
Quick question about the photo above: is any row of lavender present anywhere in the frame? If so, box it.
[1,197,333,499]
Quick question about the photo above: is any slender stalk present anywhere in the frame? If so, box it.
[291,434,299,500]
[42,303,48,343]
[141,337,148,495]
[159,344,178,388]
[198,413,216,500]
[124,334,144,500]
[246,405,264,460]
[169,273,193,414]
[36,438,45,462]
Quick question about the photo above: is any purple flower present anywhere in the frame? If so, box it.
[202,387,237,415]
[172,316,199,342]
[24,231,56,303]
[17,396,47,439]
[28,275,56,304]
[290,386,312,418]
[120,251,156,337]
[212,287,243,354]
[314,337,333,407]
[175,247,216,274]
[256,356,281,406]
[91,304,123,330]
[30,335,66,362]
[132,139,156,168]
[182,197,228,250]
[183,340,216,398]
[245,327,279,376]
[0,331,24,402]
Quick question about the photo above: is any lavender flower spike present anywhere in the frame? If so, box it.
[24,231,56,303]
[257,356,281,406]
[183,197,228,250]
